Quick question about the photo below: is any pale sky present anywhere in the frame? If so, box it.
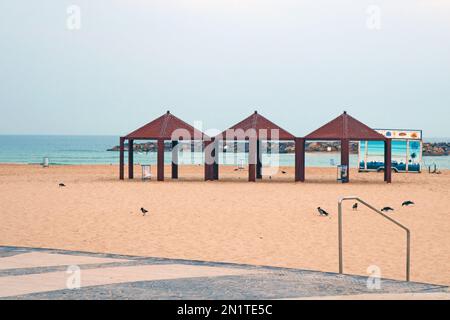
[0,0,449,137]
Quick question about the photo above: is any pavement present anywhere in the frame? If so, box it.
[0,246,447,300]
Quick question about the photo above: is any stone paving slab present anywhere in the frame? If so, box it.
[0,246,448,300]
[0,252,130,270]
[292,292,450,300]
[0,264,262,298]
[4,273,446,300]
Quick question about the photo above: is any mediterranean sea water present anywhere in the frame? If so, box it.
[0,135,448,169]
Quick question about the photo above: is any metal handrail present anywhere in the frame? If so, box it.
[338,196,411,282]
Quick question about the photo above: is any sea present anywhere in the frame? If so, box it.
[0,135,448,169]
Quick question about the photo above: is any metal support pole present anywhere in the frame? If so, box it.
[204,140,214,181]
[248,138,256,182]
[338,201,343,274]
[385,139,392,183]
[338,196,410,281]
[406,230,411,282]
[256,139,262,179]
[128,139,134,179]
[213,138,219,180]
[171,140,178,179]
[295,138,305,182]
[341,139,350,182]
[157,139,164,181]
[119,137,125,180]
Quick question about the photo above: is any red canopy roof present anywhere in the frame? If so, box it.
[305,112,386,140]
[125,111,207,140]
[217,111,295,141]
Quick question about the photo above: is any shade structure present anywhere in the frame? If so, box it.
[211,111,296,181]
[119,111,208,181]
[305,111,387,141]
[299,111,391,183]
[125,111,205,140]
[219,111,296,141]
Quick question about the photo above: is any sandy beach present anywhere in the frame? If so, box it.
[0,164,449,286]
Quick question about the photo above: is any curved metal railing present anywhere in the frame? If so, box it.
[338,196,411,282]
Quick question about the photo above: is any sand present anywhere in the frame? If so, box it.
[0,164,449,286]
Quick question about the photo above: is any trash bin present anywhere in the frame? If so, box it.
[141,165,152,180]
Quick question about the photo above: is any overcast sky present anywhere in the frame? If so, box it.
[0,0,449,137]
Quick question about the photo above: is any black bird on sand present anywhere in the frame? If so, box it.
[281,171,287,174]
[352,203,358,211]
[381,207,394,212]
[140,207,148,216]
[402,200,415,207]
[59,183,66,187]
[317,207,329,217]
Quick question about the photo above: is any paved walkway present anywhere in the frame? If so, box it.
[0,246,447,300]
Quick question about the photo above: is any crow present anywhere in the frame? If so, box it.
[140,207,148,216]
[352,203,358,211]
[317,207,329,217]
[59,183,66,187]
[402,200,415,207]
[381,207,394,212]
